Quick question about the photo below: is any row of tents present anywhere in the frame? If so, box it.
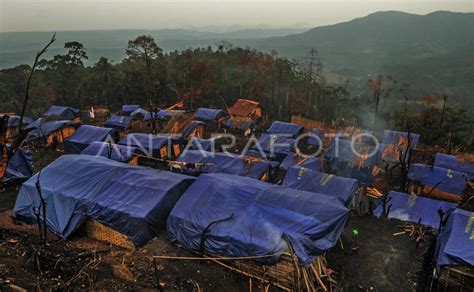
[14,154,351,266]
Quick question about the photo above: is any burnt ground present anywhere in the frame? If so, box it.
[0,147,437,291]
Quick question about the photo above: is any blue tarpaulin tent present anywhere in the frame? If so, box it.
[0,115,33,127]
[64,125,118,154]
[194,108,226,123]
[266,121,303,138]
[249,133,296,162]
[181,121,206,139]
[408,164,467,195]
[185,137,220,152]
[3,147,34,183]
[167,173,349,265]
[105,115,133,131]
[81,141,138,163]
[225,117,254,131]
[307,128,323,146]
[130,108,149,119]
[176,150,272,179]
[283,167,358,206]
[434,153,474,180]
[144,110,186,121]
[122,105,140,116]
[14,154,195,247]
[118,133,179,158]
[43,106,80,120]
[279,154,321,172]
[382,130,420,149]
[373,191,457,229]
[325,139,378,184]
[435,208,474,266]
[26,119,77,144]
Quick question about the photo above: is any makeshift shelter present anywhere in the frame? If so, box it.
[283,167,359,207]
[324,139,379,184]
[130,108,149,119]
[307,128,323,146]
[194,108,226,126]
[434,208,474,290]
[436,208,474,265]
[184,137,220,152]
[167,173,349,265]
[144,110,186,121]
[122,104,140,116]
[279,153,321,172]
[3,147,34,183]
[64,125,118,154]
[118,133,181,159]
[408,164,467,199]
[266,121,304,139]
[0,115,33,141]
[248,133,296,162]
[176,150,273,180]
[382,130,420,149]
[14,154,195,247]
[43,105,80,121]
[81,141,139,164]
[181,121,207,139]
[104,115,133,133]
[373,191,457,229]
[434,153,474,180]
[228,99,261,118]
[226,99,261,131]
[26,118,78,146]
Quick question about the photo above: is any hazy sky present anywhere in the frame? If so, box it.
[1,0,473,32]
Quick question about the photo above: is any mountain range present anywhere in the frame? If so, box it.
[0,10,472,109]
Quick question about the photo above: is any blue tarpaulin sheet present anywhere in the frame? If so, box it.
[122,105,140,115]
[434,153,474,180]
[279,154,321,172]
[167,173,349,265]
[105,115,133,131]
[43,106,80,119]
[81,141,138,163]
[144,110,186,121]
[382,130,420,149]
[176,150,272,179]
[408,164,467,195]
[130,108,149,119]
[181,121,206,139]
[266,121,303,138]
[194,108,226,122]
[64,125,117,154]
[373,191,457,229]
[249,133,296,161]
[14,154,195,246]
[307,128,323,145]
[435,208,474,266]
[118,133,178,158]
[185,137,219,152]
[283,167,358,206]
[325,139,378,184]
[3,147,34,183]
[26,119,77,143]
[0,115,33,127]
[225,118,254,131]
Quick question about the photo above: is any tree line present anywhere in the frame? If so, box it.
[0,35,471,150]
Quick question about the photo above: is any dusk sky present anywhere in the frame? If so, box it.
[1,0,473,32]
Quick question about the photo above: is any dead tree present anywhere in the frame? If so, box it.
[33,171,48,245]
[8,33,56,160]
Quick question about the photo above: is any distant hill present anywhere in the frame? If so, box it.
[245,11,474,109]
[0,28,308,67]
[0,11,472,109]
